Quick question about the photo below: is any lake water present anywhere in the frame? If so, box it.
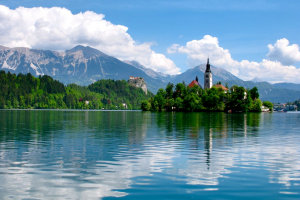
[0,110,300,199]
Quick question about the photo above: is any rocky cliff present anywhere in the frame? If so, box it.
[128,76,148,94]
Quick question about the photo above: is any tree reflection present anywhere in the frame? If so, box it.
[1,110,299,199]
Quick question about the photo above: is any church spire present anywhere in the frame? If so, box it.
[205,57,211,73]
[204,58,212,89]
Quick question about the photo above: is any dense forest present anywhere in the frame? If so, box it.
[0,71,152,109]
[141,82,273,112]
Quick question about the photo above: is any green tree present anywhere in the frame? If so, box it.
[263,101,273,111]
[141,100,151,111]
[203,87,225,111]
[183,92,201,111]
[174,83,187,99]
[154,88,166,111]
[0,97,5,109]
[226,86,247,112]
[165,98,175,111]
[165,83,174,99]
[64,93,76,108]
[249,87,259,100]
[174,97,184,111]
[249,99,262,112]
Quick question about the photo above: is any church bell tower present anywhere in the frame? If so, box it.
[204,58,212,89]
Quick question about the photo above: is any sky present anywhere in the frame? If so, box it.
[1,0,300,83]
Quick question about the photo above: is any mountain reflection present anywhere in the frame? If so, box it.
[0,110,299,199]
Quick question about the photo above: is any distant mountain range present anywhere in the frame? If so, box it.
[0,45,167,92]
[1,45,300,103]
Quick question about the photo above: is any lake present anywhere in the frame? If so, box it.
[0,110,300,199]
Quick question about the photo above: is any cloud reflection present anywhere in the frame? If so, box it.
[0,111,300,199]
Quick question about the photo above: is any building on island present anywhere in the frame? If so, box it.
[188,59,229,92]
[188,76,202,88]
[128,76,148,94]
[214,84,229,93]
[204,58,213,89]
[188,58,213,90]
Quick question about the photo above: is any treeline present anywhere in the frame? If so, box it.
[0,71,152,109]
[88,79,152,109]
[141,82,273,112]
[291,99,300,109]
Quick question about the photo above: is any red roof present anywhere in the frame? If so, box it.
[188,80,200,88]
[214,84,228,91]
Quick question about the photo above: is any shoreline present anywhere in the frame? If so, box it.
[0,108,142,112]
[2,109,298,113]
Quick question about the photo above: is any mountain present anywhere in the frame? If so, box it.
[0,45,166,92]
[124,60,171,80]
[171,64,245,86]
[272,83,300,92]
[1,45,300,103]
[170,64,300,103]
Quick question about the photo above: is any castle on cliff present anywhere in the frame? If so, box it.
[128,76,148,94]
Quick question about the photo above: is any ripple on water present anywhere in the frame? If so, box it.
[0,111,300,199]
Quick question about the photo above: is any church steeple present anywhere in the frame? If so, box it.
[204,58,212,89]
[205,58,211,73]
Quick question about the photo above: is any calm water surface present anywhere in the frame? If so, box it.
[0,110,300,199]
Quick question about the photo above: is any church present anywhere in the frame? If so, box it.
[188,58,213,89]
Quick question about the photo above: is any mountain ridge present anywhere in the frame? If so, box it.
[1,45,300,103]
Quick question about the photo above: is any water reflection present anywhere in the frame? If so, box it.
[0,110,299,199]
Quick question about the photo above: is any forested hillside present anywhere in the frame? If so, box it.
[0,71,152,109]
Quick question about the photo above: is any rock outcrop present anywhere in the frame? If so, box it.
[128,76,147,94]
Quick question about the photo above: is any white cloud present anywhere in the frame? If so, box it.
[0,5,180,75]
[168,35,236,70]
[267,38,300,65]
[168,35,300,83]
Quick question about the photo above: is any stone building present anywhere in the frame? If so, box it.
[128,76,148,94]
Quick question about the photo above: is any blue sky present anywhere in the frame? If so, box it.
[1,0,300,82]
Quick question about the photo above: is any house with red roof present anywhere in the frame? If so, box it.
[188,76,202,89]
[214,84,229,92]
